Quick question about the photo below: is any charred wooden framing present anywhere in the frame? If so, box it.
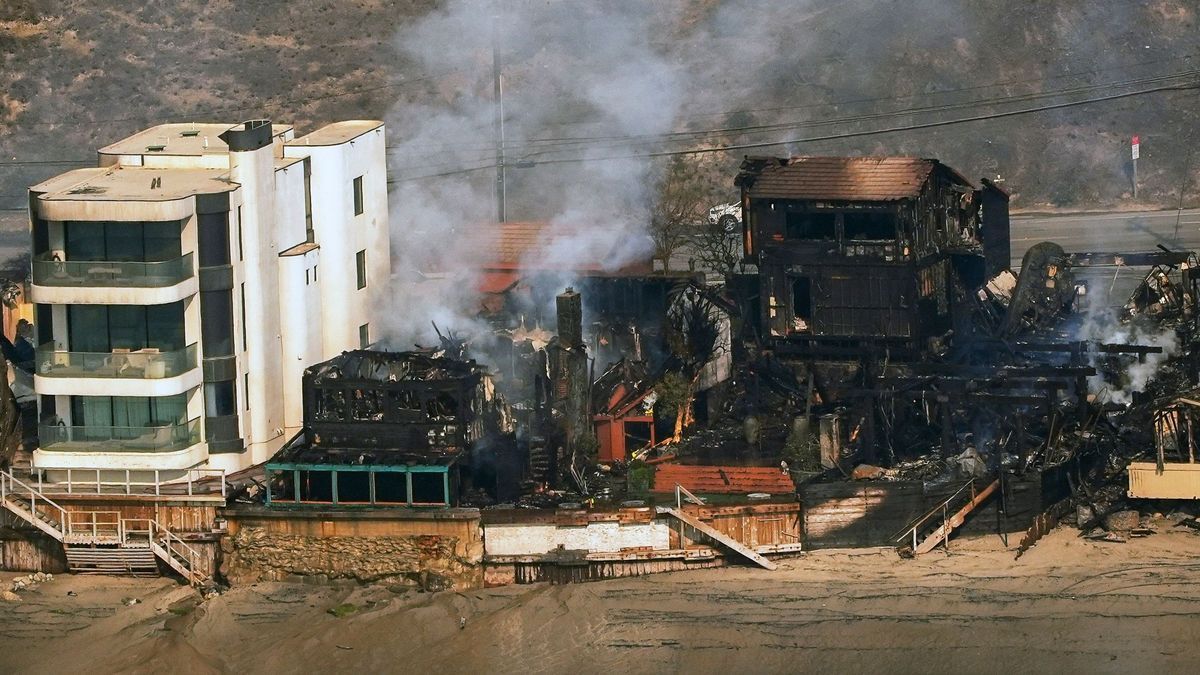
[265,350,515,507]
[737,156,1009,358]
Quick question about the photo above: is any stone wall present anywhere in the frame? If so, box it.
[221,507,484,589]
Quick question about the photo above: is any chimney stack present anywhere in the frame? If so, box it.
[556,287,582,348]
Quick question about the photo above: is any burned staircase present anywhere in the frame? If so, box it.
[895,477,1001,557]
[0,469,210,586]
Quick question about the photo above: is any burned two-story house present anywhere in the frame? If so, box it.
[264,350,517,507]
[736,156,1009,360]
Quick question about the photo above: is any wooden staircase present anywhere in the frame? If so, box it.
[662,507,778,570]
[0,469,210,586]
[65,546,159,576]
[895,477,1001,557]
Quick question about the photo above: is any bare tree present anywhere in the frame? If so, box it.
[691,212,745,279]
[649,156,709,272]
[661,284,727,440]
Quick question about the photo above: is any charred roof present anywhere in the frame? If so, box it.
[305,349,486,385]
[736,156,974,201]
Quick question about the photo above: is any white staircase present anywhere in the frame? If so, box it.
[0,469,210,586]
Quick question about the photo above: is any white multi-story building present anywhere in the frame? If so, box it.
[27,119,390,475]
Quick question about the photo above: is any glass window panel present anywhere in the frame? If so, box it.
[71,396,112,429]
[104,222,144,262]
[35,304,53,346]
[200,291,234,356]
[64,222,106,260]
[108,306,147,351]
[197,213,231,267]
[146,301,185,351]
[68,305,109,353]
[204,381,236,417]
[111,396,151,428]
[151,393,186,425]
[143,221,182,261]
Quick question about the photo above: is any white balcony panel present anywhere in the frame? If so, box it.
[31,276,198,305]
[33,442,209,472]
[35,366,202,398]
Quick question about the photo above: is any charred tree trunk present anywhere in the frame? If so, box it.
[0,358,21,470]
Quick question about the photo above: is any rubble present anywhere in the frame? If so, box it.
[1103,510,1141,533]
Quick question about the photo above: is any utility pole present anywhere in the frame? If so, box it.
[492,8,506,223]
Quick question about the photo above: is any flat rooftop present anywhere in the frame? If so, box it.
[32,166,236,202]
[97,123,294,158]
[289,120,383,147]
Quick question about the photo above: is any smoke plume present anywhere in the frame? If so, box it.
[380,1,689,350]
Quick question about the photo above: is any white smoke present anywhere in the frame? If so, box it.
[379,1,689,351]
[1077,305,1179,406]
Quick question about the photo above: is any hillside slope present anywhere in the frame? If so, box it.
[1,0,1197,220]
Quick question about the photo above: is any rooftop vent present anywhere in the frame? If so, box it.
[180,130,200,138]
[146,144,165,152]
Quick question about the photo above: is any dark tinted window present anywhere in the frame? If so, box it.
[200,290,234,356]
[197,212,230,266]
[785,212,836,240]
[844,212,897,240]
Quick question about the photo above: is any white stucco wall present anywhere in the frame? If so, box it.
[284,124,389,354]
[483,520,672,556]
[30,120,391,476]
[230,141,285,465]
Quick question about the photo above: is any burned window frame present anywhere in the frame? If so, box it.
[264,464,452,507]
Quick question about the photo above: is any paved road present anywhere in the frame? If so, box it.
[1011,207,1200,264]
[1010,208,1200,307]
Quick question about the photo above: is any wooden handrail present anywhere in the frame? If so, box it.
[1,469,68,536]
[892,479,979,544]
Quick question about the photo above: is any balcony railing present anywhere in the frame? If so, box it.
[36,344,198,380]
[32,253,194,288]
[39,418,201,453]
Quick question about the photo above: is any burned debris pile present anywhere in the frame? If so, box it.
[260,155,1200,554]
[264,348,517,507]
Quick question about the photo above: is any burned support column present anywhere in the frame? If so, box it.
[939,395,955,459]
[553,288,591,484]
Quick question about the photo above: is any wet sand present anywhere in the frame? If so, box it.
[2,526,1200,674]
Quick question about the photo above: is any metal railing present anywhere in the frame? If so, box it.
[39,418,202,453]
[36,343,198,379]
[32,252,194,287]
[893,479,980,554]
[120,518,154,545]
[0,469,68,538]
[66,510,121,540]
[34,467,227,498]
[674,483,706,508]
[148,519,205,585]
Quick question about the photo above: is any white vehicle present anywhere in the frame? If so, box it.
[708,202,742,232]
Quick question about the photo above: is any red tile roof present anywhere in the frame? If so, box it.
[739,156,964,201]
[435,221,653,276]
[651,464,795,495]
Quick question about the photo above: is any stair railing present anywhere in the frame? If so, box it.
[147,519,205,585]
[0,469,68,538]
[66,510,121,541]
[893,478,979,553]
